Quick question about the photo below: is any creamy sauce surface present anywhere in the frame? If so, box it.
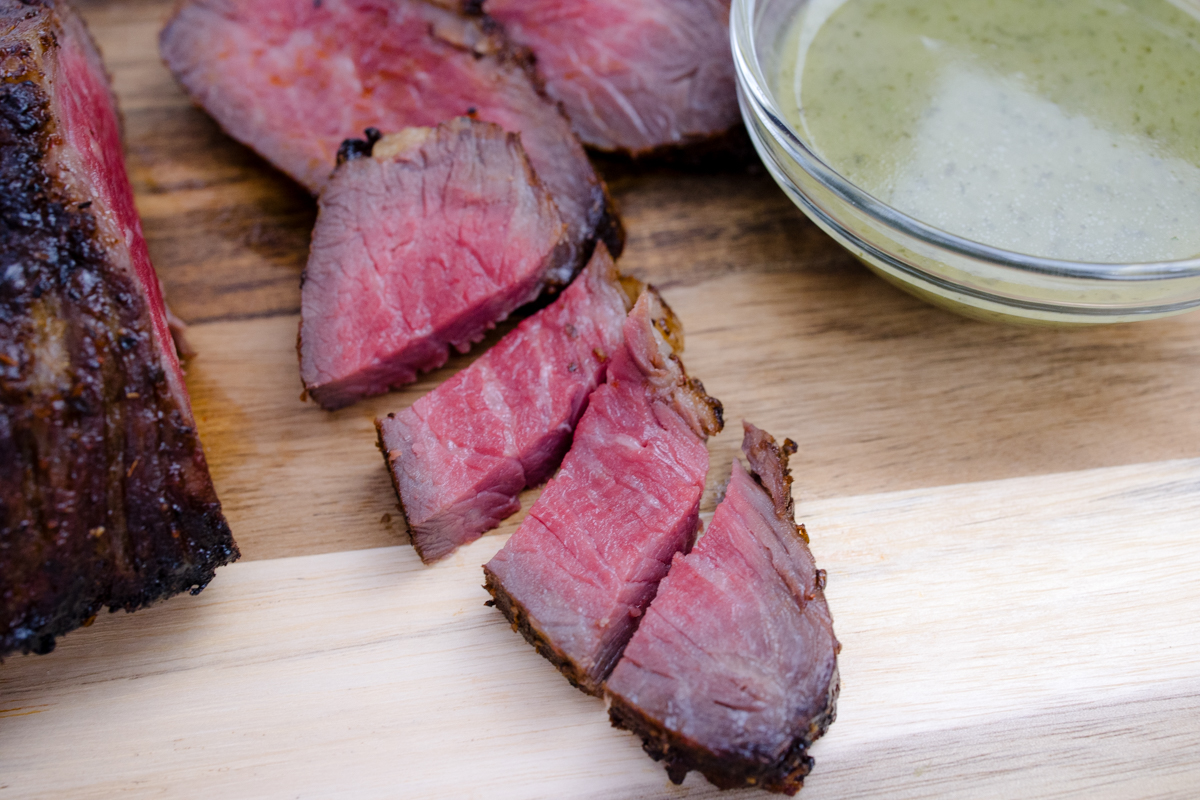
[778,0,1200,263]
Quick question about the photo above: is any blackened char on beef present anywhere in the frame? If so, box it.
[478,0,738,155]
[335,127,382,166]
[376,244,635,563]
[0,0,237,657]
[159,0,623,279]
[299,118,571,409]
[605,423,840,795]
[483,289,722,696]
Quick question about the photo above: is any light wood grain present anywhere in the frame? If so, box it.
[3,459,1199,798]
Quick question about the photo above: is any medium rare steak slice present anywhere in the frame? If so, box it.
[481,0,738,155]
[1,0,237,657]
[376,244,637,563]
[483,289,723,695]
[299,119,569,409]
[606,423,840,795]
[159,0,622,277]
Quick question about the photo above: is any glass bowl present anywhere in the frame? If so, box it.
[731,0,1200,325]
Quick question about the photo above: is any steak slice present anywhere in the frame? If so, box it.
[605,423,840,796]
[1,0,238,657]
[480,0,739,155]
[483,289,723,695]
[159,0,622,277]
[299,119,570,409]
[376,244,636,563]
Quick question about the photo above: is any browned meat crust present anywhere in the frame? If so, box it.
[483,564,600,694]
[744,422,801,524]
[608,677,839,795]
[1,1,237,657]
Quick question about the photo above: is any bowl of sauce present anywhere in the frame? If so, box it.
[732,0,1200,324]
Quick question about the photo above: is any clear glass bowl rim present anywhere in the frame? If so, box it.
[731,0,1200,283]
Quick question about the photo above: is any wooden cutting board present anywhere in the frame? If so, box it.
[3,1,1200,796]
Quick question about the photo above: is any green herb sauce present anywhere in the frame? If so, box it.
[778,0,1200,262]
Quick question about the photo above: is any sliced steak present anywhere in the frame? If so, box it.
[159,0,622,276]
[481,0,738,155]
[299,119,569,409]
[1,0,238,657]
[376,244,636,562]
[606,423,840,796]
[483,289,723,695]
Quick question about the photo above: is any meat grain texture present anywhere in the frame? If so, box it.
[606,423,840,795]
[376,244,636,563]
[1,0,237,657]
[484,289,723,695]
[481,0,739,154]
[299,119,570,409]
[160,0,622,276]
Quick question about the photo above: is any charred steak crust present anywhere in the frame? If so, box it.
[335,127,383,165]
[374,415,413,532]
[744,424,801,524]
[1,0,237,657]
[482,564,595,693]
[608,667,840,795]
[608,673,839,794]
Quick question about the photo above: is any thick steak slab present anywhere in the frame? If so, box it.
[483,289,722,695]
[376,244,635,562]
[160,0,622,276]
[1,0,237,657]
[606,423,840,795]
[299,119,569,409]
[482,0,738,154]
